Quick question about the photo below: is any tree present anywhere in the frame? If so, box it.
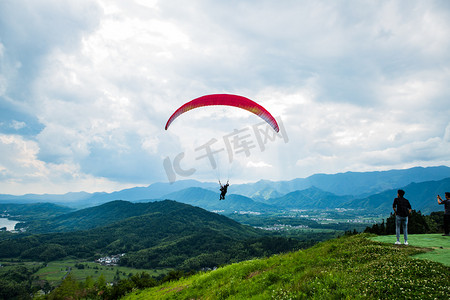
[95,273,107,295]
[47,274,80,300]
[385,213,396,235]
[426,211,444,233]
[106,279,134,299]
[408,210,430,234]
[130,272,158,289]
[42,281,53,295]
[0,279,30,300]
[365,210,432,235]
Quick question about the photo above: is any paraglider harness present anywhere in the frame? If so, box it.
[219,180,229,200]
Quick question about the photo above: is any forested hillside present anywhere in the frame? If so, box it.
[0,203,73,221]
[22,200,163,233]
[266,186,354,209]
[0,201,308,270]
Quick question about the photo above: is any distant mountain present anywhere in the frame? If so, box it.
[162,187,275,213]
[0,166,448,208]
[232,166,450,198]
[163,177,449,213]
[342,177,450,214]
[77,180,218,207]
[266,187,354,209]
[0,192,93,204]
[0,179,217,208]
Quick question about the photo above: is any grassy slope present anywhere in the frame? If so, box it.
[124,234,449,300]
[369,234,450,266]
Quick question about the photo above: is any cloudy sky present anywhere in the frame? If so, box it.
[1,0,449,195]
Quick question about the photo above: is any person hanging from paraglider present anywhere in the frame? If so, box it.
[219,180,229,200]
[165,94,279,202]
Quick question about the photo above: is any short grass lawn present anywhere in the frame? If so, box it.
[370,234,450,266]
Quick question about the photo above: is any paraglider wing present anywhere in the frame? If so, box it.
[165,94,279,132]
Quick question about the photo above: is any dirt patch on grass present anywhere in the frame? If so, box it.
[246,266,276,279]
[247,271,261,279]
[159,284,189,294]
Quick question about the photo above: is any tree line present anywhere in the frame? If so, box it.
[364,210,444,235]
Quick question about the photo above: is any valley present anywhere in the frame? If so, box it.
[0,166,449,299]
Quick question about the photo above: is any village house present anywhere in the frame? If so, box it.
[95,254,125,266]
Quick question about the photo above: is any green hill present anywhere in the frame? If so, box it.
[24,200,165,233]
[23,197,269,234]
[0,202,73,221]
[267,186,354,209]
[123,234,450,300]
[0,201,306,270]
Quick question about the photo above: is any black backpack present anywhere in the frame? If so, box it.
[397,198,410,217]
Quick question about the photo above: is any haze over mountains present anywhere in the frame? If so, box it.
[1,166,449,214]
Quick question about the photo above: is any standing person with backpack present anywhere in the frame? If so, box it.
[393,189,412,245]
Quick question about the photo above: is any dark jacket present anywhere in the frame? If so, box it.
[393,197,411,217]
[439,199,450,215]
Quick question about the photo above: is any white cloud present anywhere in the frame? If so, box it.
[0,133,139,194]
[0,0,449,194]
[247,161,272,168]
[10,120,26,130]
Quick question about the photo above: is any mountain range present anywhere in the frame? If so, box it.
[0,166,449,214]
[160,177,449,214]
[342,177,450,214]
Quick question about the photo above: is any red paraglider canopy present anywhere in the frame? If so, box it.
[165,94,279,132]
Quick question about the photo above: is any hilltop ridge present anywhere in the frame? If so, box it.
[123,234,450,299]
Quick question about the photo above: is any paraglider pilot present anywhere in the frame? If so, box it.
[219,180,229,200]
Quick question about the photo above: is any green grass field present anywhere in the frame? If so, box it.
[34,260,171,285]
[123,234,450,299]
[369,234,450,266]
